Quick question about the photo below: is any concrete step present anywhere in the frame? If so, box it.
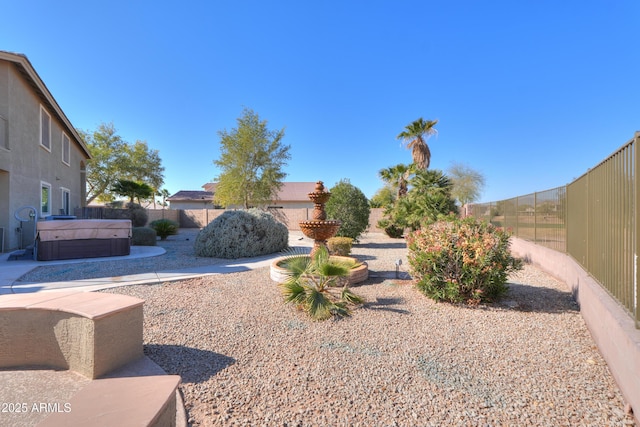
[38,374,182,427]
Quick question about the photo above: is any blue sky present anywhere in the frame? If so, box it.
[2,1,638,202]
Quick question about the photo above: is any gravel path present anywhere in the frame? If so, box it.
[87,231,638,426]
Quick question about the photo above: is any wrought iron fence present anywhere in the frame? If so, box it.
[470,132,640,328]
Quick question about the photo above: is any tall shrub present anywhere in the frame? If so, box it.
[325,179,370,241]
[407,216,522,304]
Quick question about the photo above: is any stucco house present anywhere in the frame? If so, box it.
[0,51,91,252]
[166,190,216,210]
[168,182,316,210]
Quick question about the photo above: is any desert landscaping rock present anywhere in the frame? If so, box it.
[80,231,636,426]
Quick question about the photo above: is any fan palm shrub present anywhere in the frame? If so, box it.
[150,219,179,240]
[279,246,363,321]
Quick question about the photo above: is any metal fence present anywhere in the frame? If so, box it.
[470,132,640,328]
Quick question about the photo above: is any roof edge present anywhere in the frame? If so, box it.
[0,50,91,159]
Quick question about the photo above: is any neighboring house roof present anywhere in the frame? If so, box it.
[201,182,316,202]
[0,50,91,159]
[167,190,214,202]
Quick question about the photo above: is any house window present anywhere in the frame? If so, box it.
[40,106,51,151]
[61,188,70,215]
[62,133,70,165]
[41,182,52,216]
[0,115,7,150]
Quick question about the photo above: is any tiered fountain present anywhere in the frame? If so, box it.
[270,181,368,284]
[299,181,341,257]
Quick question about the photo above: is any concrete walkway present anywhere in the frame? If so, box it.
[0,233,313,294]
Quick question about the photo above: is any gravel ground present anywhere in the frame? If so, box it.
[85,230,637,426]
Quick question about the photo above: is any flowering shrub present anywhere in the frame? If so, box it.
[194,208,288,258]
[407,215,522,304]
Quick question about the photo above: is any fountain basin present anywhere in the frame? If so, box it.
[299,220,341,241]
[270,255,369,285]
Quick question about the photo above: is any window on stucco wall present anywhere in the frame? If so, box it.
[40,106,51,151]
[62,133,70,165]
[0,115,7,150]
[41,182,51,216]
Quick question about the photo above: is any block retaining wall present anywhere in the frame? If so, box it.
[143,208,386,232]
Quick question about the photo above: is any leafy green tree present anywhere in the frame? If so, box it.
[213,108,290,208]
[396,117,438,169]
[447,162,486,214]
[79,122,165,204]
[111,179,154,204]
[79,123,128,204]
[369,186,395,208]
[125,140,165,193]
[325,179,371,241]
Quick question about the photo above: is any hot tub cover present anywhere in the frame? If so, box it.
[36,219,132,242]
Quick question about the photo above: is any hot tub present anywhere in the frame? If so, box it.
[35,219,132,261]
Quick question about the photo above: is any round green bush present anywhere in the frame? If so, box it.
[407,215,522,304]
[327,236,353,256]
[132,227,157,246]
[127,203,148,227]
[194,208,288,258]
[325,179,370,241]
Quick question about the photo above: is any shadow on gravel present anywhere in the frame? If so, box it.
[363,296,411,315]
[144,344,235,384]
[356,241,407,250]
[352,275,413,288]
[496,282,580,314]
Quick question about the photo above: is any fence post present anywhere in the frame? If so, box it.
[534,192,537,243]
[633,132,640,328]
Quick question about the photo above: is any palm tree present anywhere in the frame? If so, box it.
[396,118,438,169]
[378,163,414,199]
[401,169,458,229]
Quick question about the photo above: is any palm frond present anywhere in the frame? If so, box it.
[281,255,312,278]
[341,288,364,305]
[280,281,307,304]
[312,245,330,265]
[280,246,311,257]
[306,288,332,320]
[329,302,351,318]
[318,262,350,278]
